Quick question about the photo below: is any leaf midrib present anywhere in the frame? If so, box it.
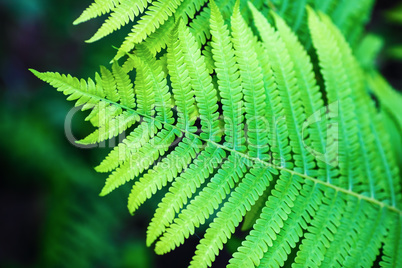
[75,88,402,215]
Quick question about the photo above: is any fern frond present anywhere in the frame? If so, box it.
[228,173,303,267]
[252,40,292,169]
[251,4,315,174]
[210,0,245,152]
[100,65,120,103]
[30,70,104,110]
[271,11,334,180]
[73,0,121,25]
[146,145,226,245]
[131,46,174,124]
[189,166,275,268]
[155,154,247,253]
[231,1,268,160]
[99,126,177,196]
[87,0,151,43]
[36,2,402,268]
[115,0,185,60]
[110,61,135,108]
[257,180,323,267]
[167,22,198,134]
[177,20,220,141]
[127,136,202,214]
[293,190,346,267]
[307,7,360,190]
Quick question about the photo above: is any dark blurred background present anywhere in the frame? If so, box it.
[0,0,401,267]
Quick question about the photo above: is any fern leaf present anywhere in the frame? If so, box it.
[231,1,268,160]
[228,173,302,267]
[36,2,402,268]
[319,13,400,205]
[30,70,100,108]
[111,61,136,108]
[127,137,202,214]
[252,41,292,169]
[99,126,177,196]
[210,0,245,152]
[271,11,334,180]
[189,167,275,268]
[307,7,360,190]
[155,154,247,253]
[293,190,346,267]
[100,65,119,103]
[115,0,185,60]
[73,0,121,25]
[133,46,174,124]
[95,119,158,172]
[147,145,226,246]
[257,180,323,268]
[167,22,197,134]
[177,20,220,141]
[86,0,151,43]
[250,4,315,174]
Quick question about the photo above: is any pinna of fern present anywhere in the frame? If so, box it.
[72,0,375,59]
[32,1,402,268]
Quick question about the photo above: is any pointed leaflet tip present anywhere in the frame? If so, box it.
[72,18,81,25]
[234,0,241,13]
[29,69,41,77]
[305,5,315,17]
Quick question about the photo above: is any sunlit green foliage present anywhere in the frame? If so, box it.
[32,0,402,267]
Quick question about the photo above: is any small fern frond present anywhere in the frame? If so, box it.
[99,65,119,103]
[210,0,245,152]
[271,11,333,180]
[167,22,198,134]
[177,19,220,141]
[73,0,121,25]
[86,0,151,43]
[250,3,314,175]
[111,61,136,108]
[115,0,185,60]
[30,70,104,110]
[307,7,360,190]
[231,1,268,160]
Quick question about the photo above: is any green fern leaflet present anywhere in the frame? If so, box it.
[32,0,402,267]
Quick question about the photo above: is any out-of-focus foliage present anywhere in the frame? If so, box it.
[0,105,154,268]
